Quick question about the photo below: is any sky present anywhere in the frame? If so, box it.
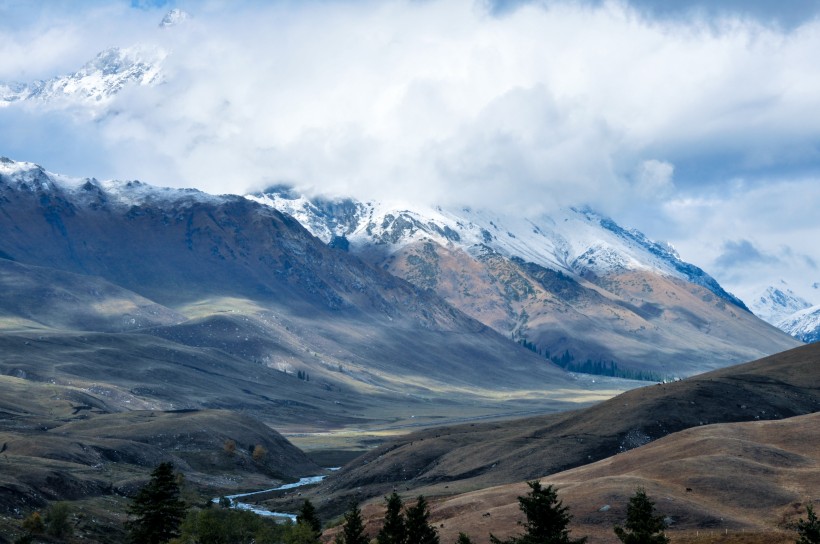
[1,0,819,307]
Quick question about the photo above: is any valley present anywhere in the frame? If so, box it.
[2,2,820,543]
[0,158,816,543]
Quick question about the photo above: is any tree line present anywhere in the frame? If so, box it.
[15,462,820,543]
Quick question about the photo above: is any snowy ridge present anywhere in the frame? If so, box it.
[0,157,221,209]
[750,285,813,325]
[777,305,820,344]
[0,45,166,109]
[248,188,748,310]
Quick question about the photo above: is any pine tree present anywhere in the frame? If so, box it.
[490,481,586,544]
[613,488,669,544]
[297,499,322,540]
[377,492,407,544]
[335,502,369,544]
[126,462,187,544]
[44,502,73,539]
[456,533,473,544]
[405,496,439,544]
[797,504,820,544]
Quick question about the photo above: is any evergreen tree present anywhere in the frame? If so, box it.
[126,462,187,544]
[176,507,281,544]
[797,504,820,544]
[287,521,322,544]
[377,492,407,544]
[455,533,473,544]
[335,502,369,544]
[490,481,586,544]
[44,502,73,539]
[405,496,439,544]
[296,499,322,540]
[613,488,669,544]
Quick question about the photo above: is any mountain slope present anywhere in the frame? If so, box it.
[412,411,820,544]
[0,258,184,332]
[777,304,820,343]
[303,342,820,515]
[0,157,596,429]
[249,190,799,377]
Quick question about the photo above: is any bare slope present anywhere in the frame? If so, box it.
[419,412,820,544]
[0,159,595,430]
[310,343,820,513]
[0,258,184,332]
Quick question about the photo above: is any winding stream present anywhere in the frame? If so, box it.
[214,470,338,521]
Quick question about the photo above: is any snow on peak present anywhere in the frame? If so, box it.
[247,187,746,309]
[750,284,812,325]
[777,304,820,344]
[0,157,222,209]
[159,9,192,28]
[0,45,166,108]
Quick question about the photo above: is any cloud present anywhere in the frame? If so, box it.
[487,0,820,29]
[633,159,675,199]
[2,1,820,204]
[714,239,779,269]
[1,0,819,304]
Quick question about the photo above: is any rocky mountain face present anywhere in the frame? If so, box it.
[249,189,800,378]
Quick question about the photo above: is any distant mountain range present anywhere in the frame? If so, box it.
[249,187,799,377]
[749,284,820,343]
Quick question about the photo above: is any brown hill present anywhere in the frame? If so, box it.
[309,342,820,515]
[417,411,820,544]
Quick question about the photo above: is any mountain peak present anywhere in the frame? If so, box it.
[159,8,192,28]
[0,45,166,109]
[750,284,812,324]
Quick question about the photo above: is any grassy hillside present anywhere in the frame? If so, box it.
[305,342,820,515]
[413,411,820,544]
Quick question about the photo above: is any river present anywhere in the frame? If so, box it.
[214,470,338,521]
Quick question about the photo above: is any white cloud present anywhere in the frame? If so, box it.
[633,159,675,199]
[1,0,820,303]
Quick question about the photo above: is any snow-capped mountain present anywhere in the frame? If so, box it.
[750,285,813,325]
[0,45,166,109]
[777,305,820,344]
[248,188,799,377]
[248,190,745,308]
[2,157,582,401]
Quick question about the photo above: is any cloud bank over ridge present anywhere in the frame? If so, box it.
[1,0,819,302]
